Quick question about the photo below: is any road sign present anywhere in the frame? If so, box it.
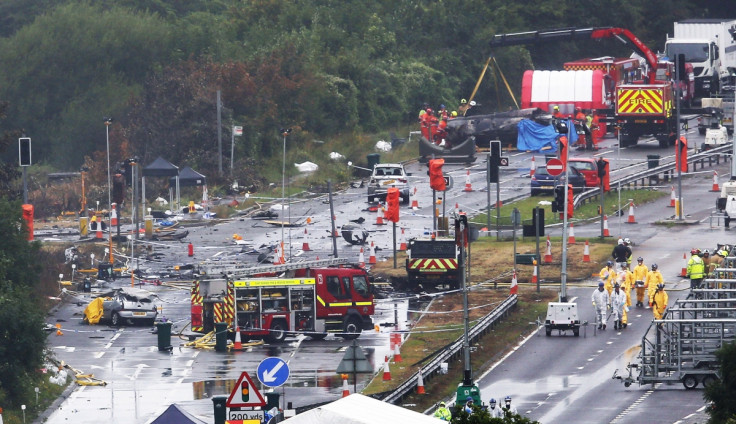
[257,357,290,388]
[233,126,243,136]
[335,341,373,374]
[546,158,564,176]
[499,157,509,166]
[443,175,453,190]
[226,372,266,408]
[228,410,265,422]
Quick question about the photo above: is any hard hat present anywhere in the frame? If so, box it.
[440,104,445,109]
[439,401,446,407]
[553,105,559,110]
[451,111,458,117]
[607,260,613,267]
[637,256,644,262]
[505,396,512,402]
[426,108,433,114]
[618,239,624,245]
[657,283,665,289]
[651,263,658,270]
[691,248,699,255]
[461,98,467,104]
[466,396,473,402]
[469,100,476,106]
[703,249,710,256]
[624,238,631,244]
[621,262,628,268]
[489,398,496,404]
[598,281,605,287]
[614,282,620,288]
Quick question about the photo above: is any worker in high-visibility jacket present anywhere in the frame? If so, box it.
[632,257,649,307]
[646,263,664,307]
[686,248,706,290]
[599,261,616,295]
[651,283,669,320]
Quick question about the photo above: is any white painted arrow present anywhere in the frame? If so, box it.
[128,363,149,380]
[261,361,284,383]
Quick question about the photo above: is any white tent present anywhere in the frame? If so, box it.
[282,394,439,424]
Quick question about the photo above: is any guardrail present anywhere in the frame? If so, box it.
[381,294,518,405]
[573,143,731,209]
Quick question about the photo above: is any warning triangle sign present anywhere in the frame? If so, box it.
[226,371,267,408]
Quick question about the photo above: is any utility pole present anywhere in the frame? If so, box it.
[217,90,223,177]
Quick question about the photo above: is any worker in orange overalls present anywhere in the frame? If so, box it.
[590,110,601,145]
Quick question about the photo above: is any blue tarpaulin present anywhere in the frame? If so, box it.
[516,119,577,153]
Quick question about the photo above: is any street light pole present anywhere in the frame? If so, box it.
[280,128,291,261]
[104,117,114,265]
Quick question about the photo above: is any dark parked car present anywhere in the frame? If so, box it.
[530,166,587,196]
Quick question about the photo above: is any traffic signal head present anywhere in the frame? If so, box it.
[241,381,250,402]
[385,188,400,223]
[552,185,565,213]
[429,159,446,191]
[19,137,31,166]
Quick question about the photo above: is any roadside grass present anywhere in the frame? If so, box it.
[469,188,668,226]
[0,374,70,424]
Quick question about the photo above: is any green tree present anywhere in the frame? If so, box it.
[0,197,46,406]
[704,341,736,423]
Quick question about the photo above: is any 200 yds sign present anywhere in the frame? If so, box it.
[228,410,265,421]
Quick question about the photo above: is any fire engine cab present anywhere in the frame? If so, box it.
[190,259,375,342]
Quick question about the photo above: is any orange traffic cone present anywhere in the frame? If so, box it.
[417,369,426,394]
[382,356,392,381]
[410,187,419,210]
[603,215,611,237]
[510,269,518,295]
[463,170,473,192]
[496,199,503,208]
[110,203,118,226]
[544,236,552,263]
[530,155,536,177]
[369,242,377,264]
[399,228,407,251]
[681,253,688,277]
[233,327,243,350]
[359,247,366,268]
[341,374,350,397]
[531,260,538,284]
[393,343,402,363]
[55,323,63,336]
[568,223,576,244]
[669,186,676,207]
[302,228,311,251]
[273,244,283,265]
[583,240,590,262]
[626,201,636,224]
[375,204,385,225]
[711,171,720,192]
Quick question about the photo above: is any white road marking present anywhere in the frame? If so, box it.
[186,360,194,367]
[610,385,659,423]
[594,150,613,157]
[94,352,105,359]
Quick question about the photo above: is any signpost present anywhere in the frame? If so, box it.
[257,357,290,388]
[546,158,564,176]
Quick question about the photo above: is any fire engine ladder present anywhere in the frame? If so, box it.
[198,257,350,278]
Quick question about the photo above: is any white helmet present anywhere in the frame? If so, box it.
[618,239,624,245]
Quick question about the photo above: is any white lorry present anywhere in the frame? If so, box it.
[664,19,736,98]
[716,139,736,228]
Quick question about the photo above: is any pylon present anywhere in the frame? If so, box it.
[530,155,536,177]
[399,228,407,251]
[603,215,611,237]
[273,244,283,265]
[393,343,402,362]
[668,186,676,207]
[341,374,350,397]
[233,327,243,350]
[463,170,473,192]
[369,242,377,264]
[416,369,426,394]
[359,247,366,268]
[711,171,720,192]
[544,236,552,263]
[110,203,118,226]
[583,240,590,262]
[681,253,688,277]
[302,228,311,251]
[496,200,503,208]
[531,260,538,284]
[375,204,385,225]
[568,223,576,244]
[382,355,392,381]
[410,187,419,210]
[626,201,636,224]
[510,269,518,295]
[55,323,63,336]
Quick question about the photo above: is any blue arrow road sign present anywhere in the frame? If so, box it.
[257,357,290,388]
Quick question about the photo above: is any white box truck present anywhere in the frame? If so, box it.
[664,19,736,97]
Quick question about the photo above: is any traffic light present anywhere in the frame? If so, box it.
[676,136,688,172]
[112,173,126,205]
[241,381,250,402]
[18,137,31,166]
[552,185,565,213]
[596,158,610,192]
[488,158,499,183]
[429,159,446,191]
[566,184,574,219]
[385,187,400,223]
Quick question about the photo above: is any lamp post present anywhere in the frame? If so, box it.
[104,117,114,265]
[280,128,291,261]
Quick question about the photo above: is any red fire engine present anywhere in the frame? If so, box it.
[190,259,375,342]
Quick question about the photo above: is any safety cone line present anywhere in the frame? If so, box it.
[544,236,552,263]
[399,228,407,251]
[416,369,426,394]
[530,156,536,177]
[111,204,118,227]
[531,261,538,284]
[302,228,311,251]
[375,204,385,225]
[668,186,676,207]
[342,374,350,397]
[359,248,366,268]
[626,201,636,224]
[369,242,377,265]
[603,215,611,237]
[510,269,518,295]
[681,253,688,277]
[233,327,243,350]
[583,240,590,262]
[382,356,391,381]
[711,171,720,192]
[463,170,473,192]
[393,343,402,362]
[568,223,576,244]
